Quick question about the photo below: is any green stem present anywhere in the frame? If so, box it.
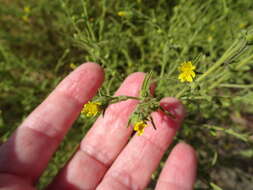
[219,83,253,88]
[123,96,140,100]
[175,86,187,98]
[196,38,247,83]
[236,53,253,69]
[208,73,229,90]
[160,41,169,79]
[204,125,248,142]
[208,54,253,90]
[111,96,140,103]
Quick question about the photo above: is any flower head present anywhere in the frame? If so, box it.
[117,11,128,17]
[207,35,213,42]
[22,6,31,23]
[22,15,29,22]
[178,61,196,82]
[24,6,31,14]
[239,23,246,29]
[134,121,148,136]
[117,11,132,18]
[70,63,77,70]
[81,102,101,117]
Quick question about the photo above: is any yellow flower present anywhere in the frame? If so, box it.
[81,102,101,117]
[134,121,148,136]
[117,11,127,17]
[22,15,29,22]
[178,61,196,83]
[207,35,213,42]
[239,23,246,29]
[22,6,31,23]
[24,6,31,14]
[70,63,77,70]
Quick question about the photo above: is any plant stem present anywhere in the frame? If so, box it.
[196,38,247,83]
[208,54,253,90]
[219,83,253,88]
[175,86,187,98]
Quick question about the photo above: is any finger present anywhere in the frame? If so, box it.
[155,143,197,190]
[47,72,145,190]
[0,174,34,190]
[0,63,104,183]
[96,97,185,190]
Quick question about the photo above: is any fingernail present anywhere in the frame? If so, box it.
[160,97,185,123]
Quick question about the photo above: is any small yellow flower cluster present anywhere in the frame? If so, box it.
[24,6,30,14]
[117,11,127,17]
[22,16,29,22]
[208,35,213,42]
[134,121,148,136]
[22,6,31,23]
[81,102,101,117]
[117,11,132,17]
[70,63,77,70]
[178,61,196,83]
[239,23,246,29]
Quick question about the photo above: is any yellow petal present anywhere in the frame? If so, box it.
[178,73,185,82]
[190,71,196,78]
[186,75,193,82]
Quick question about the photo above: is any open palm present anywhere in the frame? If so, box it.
[0,63,197,190]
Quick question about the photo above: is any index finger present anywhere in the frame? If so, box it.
[0,62,104,183]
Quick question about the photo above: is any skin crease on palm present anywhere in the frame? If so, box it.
[0,63,197,190]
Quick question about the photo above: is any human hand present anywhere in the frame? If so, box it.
[0,63,197,190]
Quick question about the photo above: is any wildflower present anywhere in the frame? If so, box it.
[239,23,246,29]
[22,15,29,22]
[22,6,31,23]
[207,35,213,42]
[70,63,77,70]
[81,102,101,117]
[117,11,127,17]
[24,6,30,14]
[178,61,196,82]
[134,121,148,136]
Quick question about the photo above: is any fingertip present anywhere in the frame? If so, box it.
[156,142,197,190]
[79,62,105,81]
[115,72,145,96]
[80,62,103,71]
[124,72,146,83]
[166,142,197,186]
[170,142,197,164]
[55,62,104,104]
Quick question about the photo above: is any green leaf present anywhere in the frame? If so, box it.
[211,151,218,166]
[210,182,223,190]
[140,71,153,98]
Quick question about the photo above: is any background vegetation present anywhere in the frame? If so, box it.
[1,0,253,189]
